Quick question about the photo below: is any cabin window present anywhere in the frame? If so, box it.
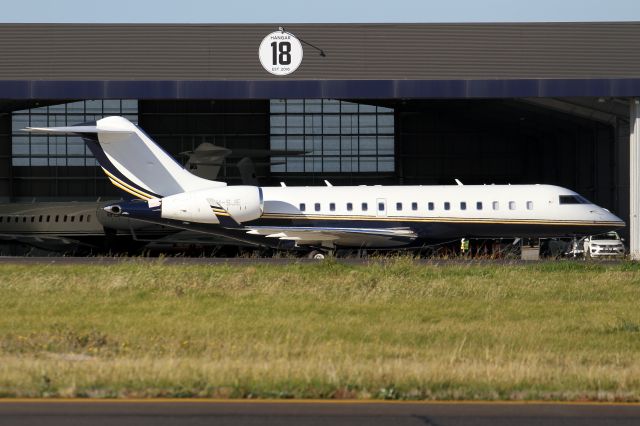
[378,202,384,211]
[428,202,434,211]
[329,203,336,212]
[300,203,306,212]
[460,202,467,210]
[509,201,516,210]
[86,215,91,222]
[39,215,43,222]
[70,216,75,222]
[55,215,59,222]
[14,217,18,223]
[46,215,51,222]
[30,216,35,223]
[476,202,483,210]
[444,202,450,211]
[0,217,3,223]
[314,203,321,212]
[347,203,353,211]
[411,202,418,211]
[526,201,534,210]
[22,216,26,223]
[492,201,499,210]
[362,202,368,211]
[396,202,402,211]
[79,215,84,222]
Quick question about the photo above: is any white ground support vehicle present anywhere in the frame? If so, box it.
[581,231,626,259]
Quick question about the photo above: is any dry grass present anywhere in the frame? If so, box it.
[0,259,639,400]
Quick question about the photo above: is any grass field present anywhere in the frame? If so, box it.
[1,259,640,400]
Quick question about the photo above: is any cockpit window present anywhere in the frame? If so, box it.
[559,195,589,205]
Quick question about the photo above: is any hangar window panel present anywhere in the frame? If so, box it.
[341,136,357,156]
[323,157,340,172]
[49,115,66,126]
[67,101,85,113]
[287,157,304,172]
[378,157,394,172]
[30,115,47,127]
[304,100,322,113]
[270,99,394,174]
[323,115,340,134]
[323,137,340,156]
[304,116,322,134]
[340,115,357,135]
[359,136,377,155]
[271,157,286,173]
[341,157,357,172]
[122,100,138,113]
[49,104,65,113]
[103,100,121,113]
[287,116,304,134]
[359,115,377,134]
[271,136,285,150]
[85,100,102,113]
[12,100,137,170]
[359,157,377,172]
[287,136,304,151]
[270,116,286,134]
[377,115,394,134]
[11,115,29,132]
[287,99,304,113]
[271,99,286,113]
[323,100,340,113]
[378,137,394,155]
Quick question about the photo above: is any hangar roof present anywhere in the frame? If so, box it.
[1,23,640,99]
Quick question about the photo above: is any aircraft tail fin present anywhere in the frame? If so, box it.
[25,116,225,200]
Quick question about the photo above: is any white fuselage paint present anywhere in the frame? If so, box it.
[254,184,623,238]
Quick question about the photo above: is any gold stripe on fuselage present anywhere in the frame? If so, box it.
[259,213,621,227]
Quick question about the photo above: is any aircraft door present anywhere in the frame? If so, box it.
[376,198,387,217]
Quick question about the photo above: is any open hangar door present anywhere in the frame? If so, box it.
[395,98,629,241]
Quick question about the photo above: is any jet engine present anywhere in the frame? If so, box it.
[158,186,263,224]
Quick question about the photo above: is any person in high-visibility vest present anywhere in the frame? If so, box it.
[460,238,470,256]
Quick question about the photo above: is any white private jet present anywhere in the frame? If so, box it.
[25,116,625,255]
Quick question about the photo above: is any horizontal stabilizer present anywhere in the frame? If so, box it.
[24,126,132,134]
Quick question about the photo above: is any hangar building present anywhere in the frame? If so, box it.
[0,23,639,256]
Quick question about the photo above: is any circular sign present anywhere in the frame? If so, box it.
[259,31,303,76]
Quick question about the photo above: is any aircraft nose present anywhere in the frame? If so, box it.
[592,208,625,228]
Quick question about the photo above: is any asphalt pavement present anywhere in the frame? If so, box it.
[0,255,612,266]
[0,400,639,426]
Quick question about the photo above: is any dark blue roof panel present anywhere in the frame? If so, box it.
[1,79,640,100]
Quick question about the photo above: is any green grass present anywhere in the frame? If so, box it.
[1,259,640,400]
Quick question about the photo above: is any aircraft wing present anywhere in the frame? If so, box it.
[244,226,418,247]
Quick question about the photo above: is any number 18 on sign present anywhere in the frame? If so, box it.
[259,31,304,76]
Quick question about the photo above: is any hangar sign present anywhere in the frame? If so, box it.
[259,31,303,76]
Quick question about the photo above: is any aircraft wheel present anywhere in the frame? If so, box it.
[308,250,326,260]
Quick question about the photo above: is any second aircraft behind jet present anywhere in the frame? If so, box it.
[25,116,625,252]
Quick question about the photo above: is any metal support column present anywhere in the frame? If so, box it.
[630,99,640,260]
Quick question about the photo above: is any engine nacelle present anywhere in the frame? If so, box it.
[159,186,263,224]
